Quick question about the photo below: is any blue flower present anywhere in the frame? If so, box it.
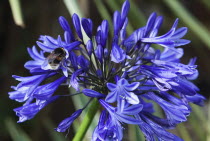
[111,43,126,63]
[135,114,184,141]
[93,99,142,140]
[9,0,205,140]
[106,78,140,104]
[82,18,93,38]
[92,110,123,141]
[82,89,105,98]
[14,96,59,123]
[55,109,83,132]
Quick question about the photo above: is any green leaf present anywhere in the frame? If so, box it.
[42,117,67,141]
[188,111,206,141]
[206,101,210,141]
[176,123,191,141]
[5,118,31,141]
[201,0,210,10]
[9,0,25,27]
[128,124,144,141]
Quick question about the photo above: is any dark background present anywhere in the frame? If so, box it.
[1,0,210,140]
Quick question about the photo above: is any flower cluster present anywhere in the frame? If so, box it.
[9,0,205,140]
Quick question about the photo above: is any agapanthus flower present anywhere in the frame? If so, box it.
[9,0,205,140]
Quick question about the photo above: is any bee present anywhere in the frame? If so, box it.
[42,47,67,70]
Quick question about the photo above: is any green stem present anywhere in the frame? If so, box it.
[72,99,100,141]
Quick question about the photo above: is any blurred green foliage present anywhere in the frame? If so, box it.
[2,0,210,140]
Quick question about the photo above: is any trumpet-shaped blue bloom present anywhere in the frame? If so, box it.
[9,0,205,140]
[55,109,83,132]
[106,78,140,104]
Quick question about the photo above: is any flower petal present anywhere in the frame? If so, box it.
[55,109,83,132]
[82,89,105,98]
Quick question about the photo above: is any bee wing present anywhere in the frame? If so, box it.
[41,58,52,70]
[42,52,63,70]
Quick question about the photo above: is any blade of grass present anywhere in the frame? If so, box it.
[136,126,145,141]
[191,104,206,125]
[128,124,136,141]
[176,123,191,141]
[188,111,206,141]
[190,104,207,140]
[5,118,31,141]
[163,0,210,49]
[152,101,164,118]
[201,0,210,10]
[207,101,210,141]
[63,0,83,18]
[135,125,145,141]
[9,0,25,27]
[128,124,144,141]
[42,118,67,141]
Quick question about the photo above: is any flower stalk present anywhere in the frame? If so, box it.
[72,98,100,141]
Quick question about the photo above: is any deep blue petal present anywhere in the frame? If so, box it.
[72,13,83,40]
[77,55,89,71]
[100,20,109,47]
[144,12,157,36]
[69,52,78,70]
[55,109,83,132]
[147,92,189,124]
[111,44,126,63]
[124,82,140,91]
[36,41,55,52]
[27,46,45,61]
[120,0,130,27]
[33,76,66,100]
[117,78,128,86]
[122,104,143,115]
[70,69,83,91]
[140,114,184,141]
[120,18,128,41]
[8,90,26,102]
[95,44,103,63]
[105,91,118,103]
[82,18,93,38]
[107,83,117,91]
[125,91,139,104]
[64,41,81,51]
[24,60,43,70]
[14,103,40,123]
[115,113,141,124]
[83,89,105,98]
[171,27,188,39]
[186,93,206,106]
[86,40,93,55]
[59,16,74,41]
[113,11,121,36]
